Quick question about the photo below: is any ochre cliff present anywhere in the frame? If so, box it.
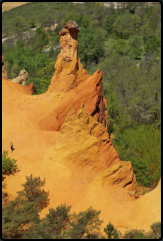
[2,20,160,236]
[51,104,128,184]
[46,20,108,128]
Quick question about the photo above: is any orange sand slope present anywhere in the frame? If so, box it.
[2,20,161,236]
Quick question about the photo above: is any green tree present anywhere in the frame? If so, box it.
[150,221,161,239]
[78,27,98,67]
[69,206,103,239]
[113,10,134,39]
[144,36,161,54]
[2,197,40,239]
[43,204,71,237]
[10,63,20,79]
[40,61,55,93]
[2,150,17,175]
[11,16,28,36]
[82,15,91,28]
[32,27,49,55]
[103,14,118,35]
[112,39,126,55]
[17,174,49,212]
[128,35,143,59]
[28,16,36,28]
[103,222,119,239]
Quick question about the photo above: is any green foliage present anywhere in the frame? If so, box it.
[103,14,118,35]
[144,36,161,54]
[69,206,103,239]
[127,35,143,59]
[10,16,29,36]
[78,27,98,67]
[43,204,71,237]
[40,61,55,93]
[2,174,48,239]
[112,124,161,187]
[113,10,134,39]
[150,221,161,239]
[123,229,147,239]
[2,197,40,239]
[2,150,17,174]
[123,222,161,239]
[28,16,37,28]
[17,174,49,212]
[112,39,126,55]
[10,63,20,79]
[32,26,49,55]
[104,222,119,239]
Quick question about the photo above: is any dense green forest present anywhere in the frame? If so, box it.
[2,2,161,188]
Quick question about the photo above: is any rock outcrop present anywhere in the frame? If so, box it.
[37,68,108,131]
[47,20,88,93]
[90,161,136,191]
[52,104,122,183]
[11,69,29,85]
[39,20,108,129]
[2,54,8,78]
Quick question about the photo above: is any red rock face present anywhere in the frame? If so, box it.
[46,20,108,129]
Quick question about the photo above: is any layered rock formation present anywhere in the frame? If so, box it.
[2,54,8,78]
[52,104,127,184]
[12,69,29,85]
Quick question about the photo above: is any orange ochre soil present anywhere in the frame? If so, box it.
[2,77,161,236]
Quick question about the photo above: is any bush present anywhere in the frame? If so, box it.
[17,174,49,212]
[103,222,119,239]
[2,150,17,175]
[2,197,40,239]
[123,229,143,239]
[149,221,161,239]
[69,206,103,239]
[112,124,161,187]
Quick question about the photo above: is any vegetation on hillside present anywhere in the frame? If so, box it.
[2,151,17,176]
[2,174,161,239]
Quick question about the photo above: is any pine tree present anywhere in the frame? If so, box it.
[17,174,49,212]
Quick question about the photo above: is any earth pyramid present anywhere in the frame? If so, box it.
[2,20,161,235]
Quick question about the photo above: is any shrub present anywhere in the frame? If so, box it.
[149,221,161,239]
[69,206,103,239]
[17,174,49,212]
[123,229,143,239]
[2,197,40,239]
[2,150,17,174]
[103,222,119,239]
[43,204,71,237]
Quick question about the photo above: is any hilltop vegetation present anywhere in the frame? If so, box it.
[2,2,161,190]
